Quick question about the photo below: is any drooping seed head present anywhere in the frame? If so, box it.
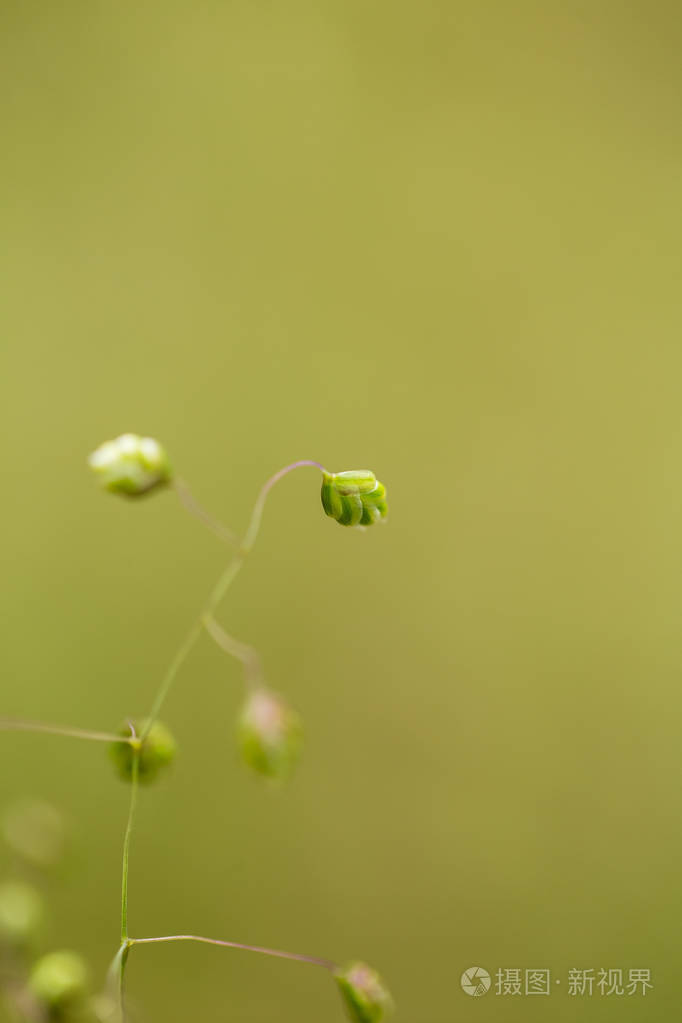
[321,471,388,527]
[334,962,394,1023]
[109,719,176,784]
[29,950,88,1011]
[0,881,44,947]
[238,688,302,781]
[87,433,172,497]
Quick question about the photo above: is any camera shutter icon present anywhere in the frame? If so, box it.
[461,967,491,997]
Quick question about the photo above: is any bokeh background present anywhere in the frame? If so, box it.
[2,1,682,1020]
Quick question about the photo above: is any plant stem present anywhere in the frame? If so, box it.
[117,745,140,1022]
[120,749,140,943]
[141,619,204,741]
[129,934,336,970]
[173,478,237,547]
[240,460,326,555]
[114,460,327,1012]
[0,718,131,744]
[202,615,263,688]
[140,460,325,741]
[107,942,130,1023]
[119,943,130,1022]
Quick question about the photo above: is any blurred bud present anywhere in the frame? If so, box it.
[0,881,44,947]
[334,962,394,1023]
[321,471,388,527]
[2,800,65,869]
[29,951,88,1012]
[87,433,171,497]
[109,719,176,784]
[90,992,119,1022]
[238,688,302,780]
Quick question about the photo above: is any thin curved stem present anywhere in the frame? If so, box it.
[0,718,131,744]
[119,943,130,1022]
[141,619,204,741]
[107,941,130,1023]
[118,738,140,1022]
[203,614,263,688]
[241,460,326,554]
[173,478,237,547]
[112,460,327,1016]
[140,460,325,740]
[129,934,336,971]
[107,942,129,991]
[120,745,140,943]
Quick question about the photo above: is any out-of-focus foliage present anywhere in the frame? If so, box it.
[2,802,65,871]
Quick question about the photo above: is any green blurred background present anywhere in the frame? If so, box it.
[2,1,682,1019]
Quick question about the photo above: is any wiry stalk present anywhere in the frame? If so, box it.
[121,461,326,1018]
[173,478,237,547]
[0,718,132,744]
[129,934,336,971]
[140,460,325,741]
[202,614,263,688]
[118,726,140,1021]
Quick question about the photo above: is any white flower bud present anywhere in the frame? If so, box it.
[87,433,171,497]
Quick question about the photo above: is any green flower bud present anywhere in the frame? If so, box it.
[2,800,65,869]
[109,719,176,784]
[29,951,88,1011]
[0,881,44,947]
[334,962,394,1023]
[87,433,171,497]
[238,688,302,780]
[321,471,387,527]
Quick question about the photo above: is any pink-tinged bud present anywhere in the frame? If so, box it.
[238,688,302,781]
[334,961,394,1023]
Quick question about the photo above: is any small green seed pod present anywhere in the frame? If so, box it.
[334,962,394,1023]
[0,881,44,947]
[109,719,176,784]
[321,471,387,527]
[87,433,172,497]
[29,951,88,1012]
[238,688,302,781]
